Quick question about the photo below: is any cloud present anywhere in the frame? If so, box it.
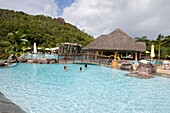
[62,0,170,39]
[0,0,58,17]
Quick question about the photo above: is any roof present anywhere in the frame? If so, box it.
[82,28,146,52]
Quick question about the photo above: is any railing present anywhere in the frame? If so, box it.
[58,53,111,65]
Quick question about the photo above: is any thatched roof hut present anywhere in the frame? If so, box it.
[82,28,146,52]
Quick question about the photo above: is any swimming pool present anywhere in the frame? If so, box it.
[0,63,170,112]
[130,60,163,65]
[24,54,58,59]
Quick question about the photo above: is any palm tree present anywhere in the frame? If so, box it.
[156,34,164,59]
[1,31,28,56]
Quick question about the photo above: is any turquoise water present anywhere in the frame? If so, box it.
[24,54,58,59]
[0,63,170,113]
[130,60,163,65]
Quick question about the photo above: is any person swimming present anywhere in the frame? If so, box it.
[84,64,87,68]
[63,64,66,70]
[80,67,82,71]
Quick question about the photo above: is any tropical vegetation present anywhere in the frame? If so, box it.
[0,9,94,59]
[134,35,170,59]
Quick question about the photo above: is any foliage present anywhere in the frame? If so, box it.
[0,47,10,59]
[134,35,170,59]
[0,9,94,48]
[0,9,94,59]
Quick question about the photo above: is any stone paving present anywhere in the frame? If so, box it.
[0,92,25,113]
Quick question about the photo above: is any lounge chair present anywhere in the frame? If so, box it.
[163,61,170,70]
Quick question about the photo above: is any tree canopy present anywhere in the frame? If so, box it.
[134,35,170,59]
[0,9,94,48]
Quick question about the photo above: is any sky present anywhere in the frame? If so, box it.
[0,0,170,39]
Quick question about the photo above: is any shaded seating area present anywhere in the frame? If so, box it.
[82,28,146,61]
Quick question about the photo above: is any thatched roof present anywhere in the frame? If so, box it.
[82,28,146,52]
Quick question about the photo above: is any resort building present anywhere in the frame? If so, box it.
[59,43,82,55]
[82,28,146,61]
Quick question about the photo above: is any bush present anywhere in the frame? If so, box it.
[0,47,10,59]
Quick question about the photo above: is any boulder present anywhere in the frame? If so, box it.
[7,54,18,63]
[17,56,27,63]
[0,62,5,67]
[125,71,154,79]
[120,62,133,70]
[33,59,38,63]
[2,60,7,63]
[46,58,58,64]
[57,17,66,25]
[136,63,156,74]
[33,59,48,64]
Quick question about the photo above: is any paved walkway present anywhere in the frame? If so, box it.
[0,92,25,113]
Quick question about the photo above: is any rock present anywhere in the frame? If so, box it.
[33,59,38,63]
[7,54,18,63]
[46,58,58,64]
[125,62,156,79]
[0,91,26,113]
[120,62,133,70]
[33,59,48,64]
[38,59,48,64]
[125,71,154,79]
[2,60,7,63]
[17,56,27,63]
[136,63,156,74]
[57,17,66,25]
[0,62,5,67]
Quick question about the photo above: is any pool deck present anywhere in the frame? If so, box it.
[0,91,25,113]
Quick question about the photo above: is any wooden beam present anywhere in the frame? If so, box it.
[135,52,138,61]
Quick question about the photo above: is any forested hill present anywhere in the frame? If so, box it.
[0,9,94,47]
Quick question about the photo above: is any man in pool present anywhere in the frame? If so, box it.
[84,64,87,68]
[80,67,82,71]
[63,64,66,70]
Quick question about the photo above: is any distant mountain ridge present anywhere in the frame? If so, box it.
[0,9,94,47]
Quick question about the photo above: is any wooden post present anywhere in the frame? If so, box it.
[135,52,138,61]
[95,51,98,60]
[90,54,91,63]
[138,52,141,60]
[114,52,117,61]
[87,51,89,59]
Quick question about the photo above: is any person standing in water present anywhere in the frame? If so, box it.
[84,64,87,68]
[80,67,82,71]
[63,64,66,70]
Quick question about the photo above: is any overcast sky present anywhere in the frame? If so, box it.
[0,0,170,39]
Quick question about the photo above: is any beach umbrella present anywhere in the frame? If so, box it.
[27,47,31,50]
[150,44,155,59]
[34,42,37,54]
[45,48,50,50]
[38,47,42,50]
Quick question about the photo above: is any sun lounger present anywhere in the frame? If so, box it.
[163,61,169,70]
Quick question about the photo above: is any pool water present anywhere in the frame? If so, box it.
[130,60,163,65]
[24,54,58,59]
[0,63,170,113]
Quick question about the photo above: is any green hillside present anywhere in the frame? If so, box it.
[0,9,94,48]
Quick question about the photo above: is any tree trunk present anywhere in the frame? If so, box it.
[158,45,160,59]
